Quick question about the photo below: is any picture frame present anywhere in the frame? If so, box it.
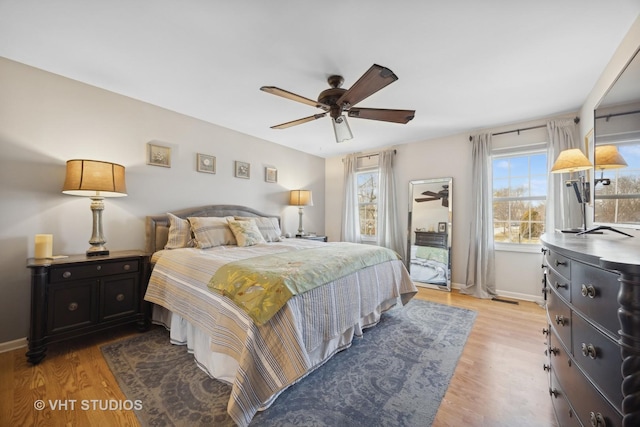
[438,222,447,233]
[197,153,216,174]
[265,167,277,183]
[235,161,250,179]
[147,143,171,168]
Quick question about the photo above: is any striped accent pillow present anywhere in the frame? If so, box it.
[234,216,282,242]
[164,213,193,249]
[188,216,236,248]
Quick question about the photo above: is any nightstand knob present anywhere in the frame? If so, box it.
[62,271,72,279]
[68,302,78,311]
[116,293,125,302]
[123,264,131,271]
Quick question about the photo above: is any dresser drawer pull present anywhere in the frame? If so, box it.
[581,284,597,299]
[543,364,550,372]
[96,265,101,271]
[68,302,78,312]
[589,411,606,427]
[548,346,559,356]
[554,315,567,326]
[549,388,559,398]
[554,281,568,290]
[123,264,131,271]
[116,293,125,302]
[62,271,72,279]
[554,259,567,267]
[581,343,598,359]
[542,328,549,336]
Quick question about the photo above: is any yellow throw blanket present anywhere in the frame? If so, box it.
[208,242,400,325]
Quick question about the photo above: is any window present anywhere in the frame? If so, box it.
[357,170,378,239]
[492,150,547,245]
[594,141,640,223]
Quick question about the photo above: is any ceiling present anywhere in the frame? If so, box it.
[1,1,639,158]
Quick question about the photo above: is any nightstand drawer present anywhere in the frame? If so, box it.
[48,281,96,333]
[101,274,138,320]
[49,259,140,283]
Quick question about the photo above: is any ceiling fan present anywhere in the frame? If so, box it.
[415,185,449,207]
[260,64,415,143]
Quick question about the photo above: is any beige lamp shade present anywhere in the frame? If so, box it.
[595,145,627,170]
[62,159,127,197]
[550,149,593,174]
[289,189,313,206]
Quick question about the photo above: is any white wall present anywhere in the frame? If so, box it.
[0,58,325,343]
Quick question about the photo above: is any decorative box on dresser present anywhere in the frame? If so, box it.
[25,250,151,364]
[541,232,640,427]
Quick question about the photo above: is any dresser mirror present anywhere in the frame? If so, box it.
[593,46,640,226]
[407,177,452,290]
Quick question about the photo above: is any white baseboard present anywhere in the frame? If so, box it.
[451,282,545,307]
[0,337,27,353]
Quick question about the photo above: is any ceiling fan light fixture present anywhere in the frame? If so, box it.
[332,115,353,142]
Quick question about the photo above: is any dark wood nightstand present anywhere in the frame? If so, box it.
[25,250,151,364]
[297,235,328,242]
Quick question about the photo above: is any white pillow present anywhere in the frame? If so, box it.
[234,216,282,242]
[228,219,267,247]
[164,213,193,249]
[188,216,236,248]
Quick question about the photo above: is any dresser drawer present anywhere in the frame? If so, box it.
[49,259,140,283]
[572,312,623,411]
[547,287,572,348]
[571,261,620,337]
[549,371,581,427]
[48,281,96,333]
[546,249,571,280]
[547,268,571,302]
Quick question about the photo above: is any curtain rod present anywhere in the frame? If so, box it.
[595,110,640,121]
[354,149,396,160]
[468,117,580,141]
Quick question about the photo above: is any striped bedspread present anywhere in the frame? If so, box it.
[144,239,416,427]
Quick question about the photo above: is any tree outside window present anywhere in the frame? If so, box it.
[357,171,378,239]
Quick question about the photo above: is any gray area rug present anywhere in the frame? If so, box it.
[101,299,477,426]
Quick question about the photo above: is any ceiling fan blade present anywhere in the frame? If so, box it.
[336,64,398,108]
[422,191,441,197]
[415,197,439,202]
[270,113,327,129]
[260,86,330,111]
[348,108,415,124]
[442,198,449,208]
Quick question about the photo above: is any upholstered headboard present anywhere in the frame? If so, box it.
[145,204,281,253]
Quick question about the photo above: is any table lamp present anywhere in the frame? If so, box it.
[289,190,313,236]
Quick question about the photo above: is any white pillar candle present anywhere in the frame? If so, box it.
[35,234,53,259]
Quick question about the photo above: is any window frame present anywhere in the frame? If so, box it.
[492,144,548,252]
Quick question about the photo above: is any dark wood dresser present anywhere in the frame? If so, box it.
[26,250,151,364]
[541,232,640,427]
[414,231,447,248]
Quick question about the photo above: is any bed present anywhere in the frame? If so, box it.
[143,205,417,426]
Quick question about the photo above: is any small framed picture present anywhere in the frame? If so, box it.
[438,222,447,233]
[197,153,216,174]
[265,167,277,183]
[147,143,171,168]
[235,161,250,179]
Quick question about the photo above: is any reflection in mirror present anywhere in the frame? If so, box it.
[407,178,452,291]
[594,47,640,225]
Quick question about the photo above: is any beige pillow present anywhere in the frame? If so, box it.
[164,213,193,249]
[228,219,266,247]
[234,216,282,242]
[188,216,236,248]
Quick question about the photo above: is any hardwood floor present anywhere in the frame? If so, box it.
[0,287,556,426]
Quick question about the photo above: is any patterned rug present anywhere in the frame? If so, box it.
[101,299,476,426]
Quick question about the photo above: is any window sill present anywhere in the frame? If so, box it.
[495,242,543,254]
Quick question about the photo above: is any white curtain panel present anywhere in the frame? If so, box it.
[341,153,361,243]
[377,149,405,258]
[462,133,497,299]
[546,120,581,232]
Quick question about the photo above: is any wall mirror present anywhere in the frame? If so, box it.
[407,177,452,291]
[593,46,640,226]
